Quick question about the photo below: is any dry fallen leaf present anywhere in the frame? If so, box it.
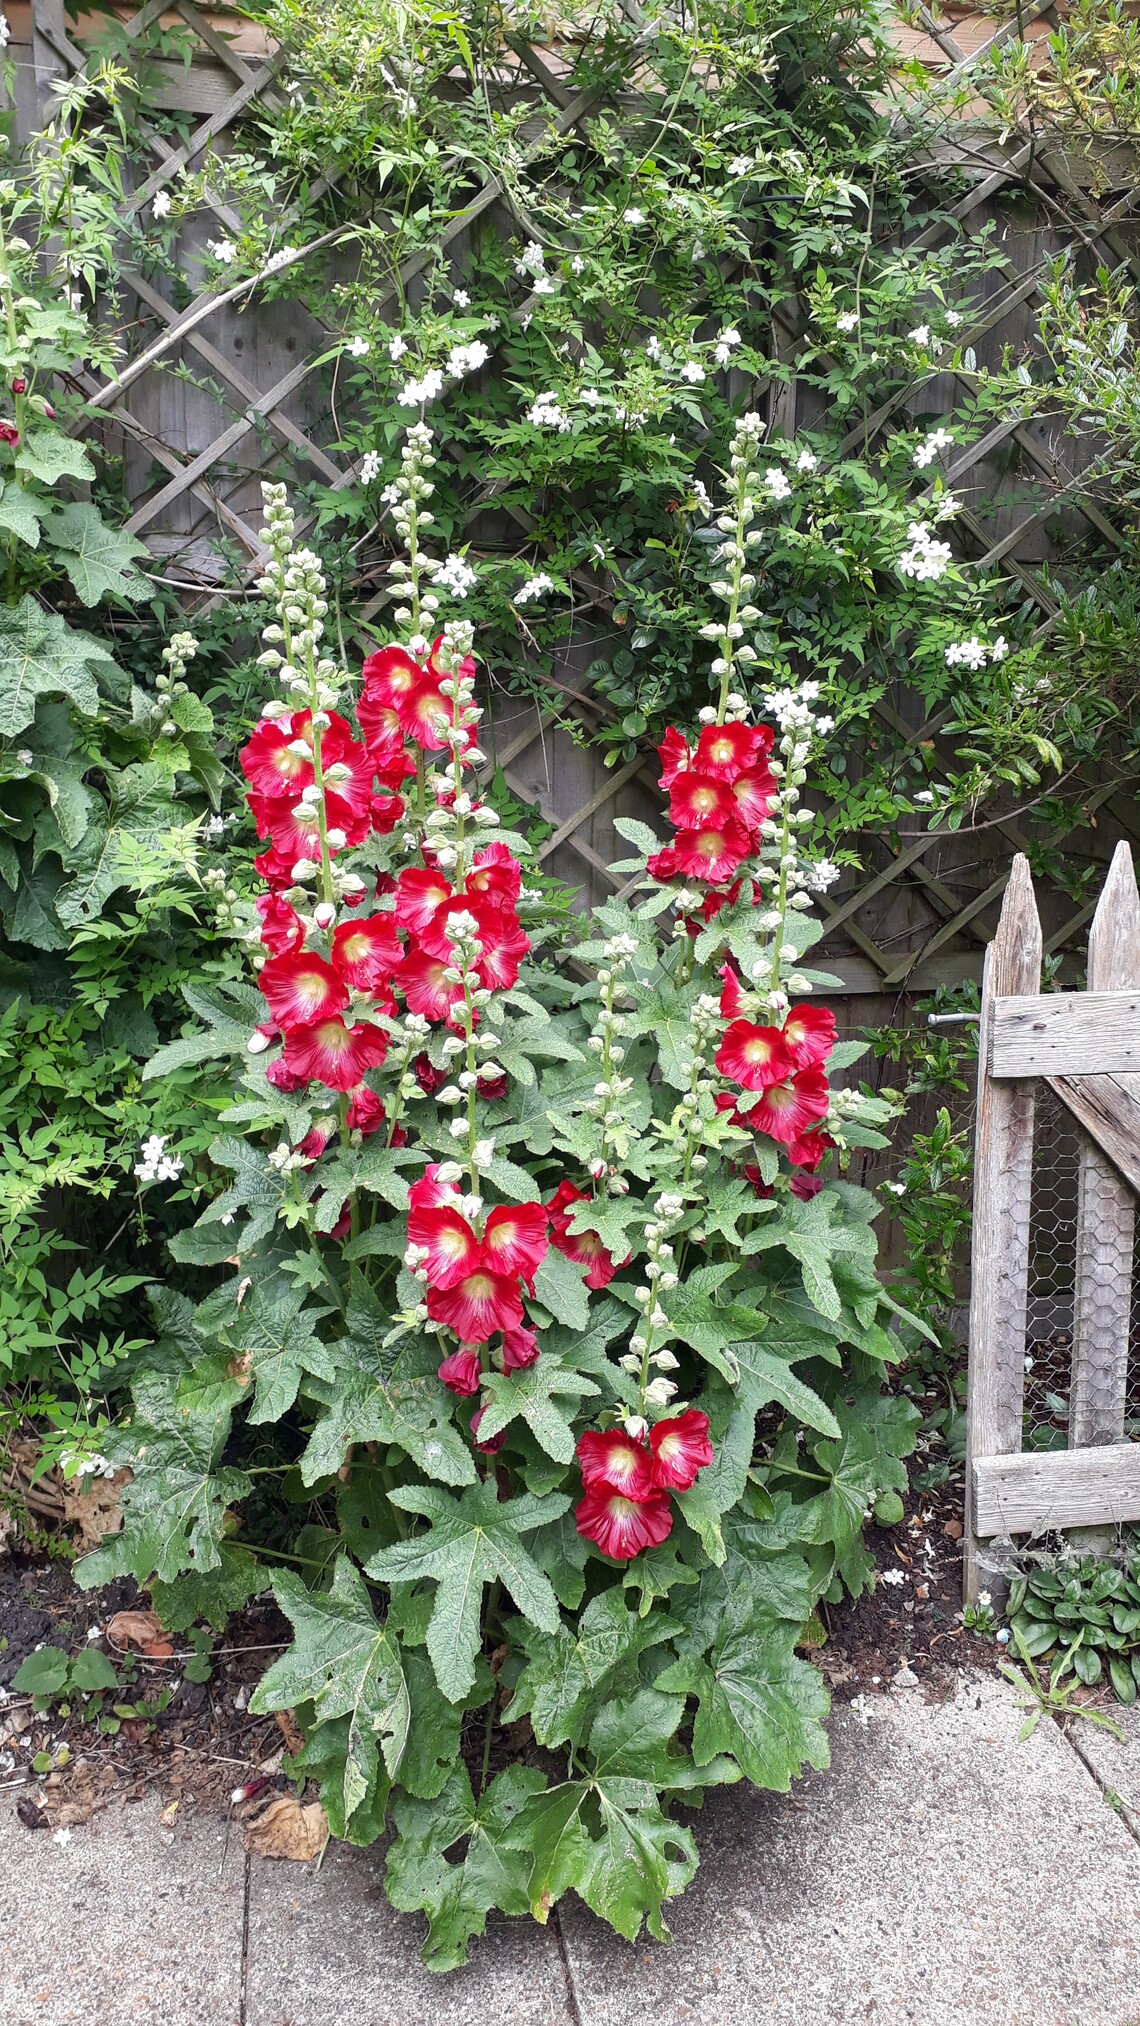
[61,1469,131,1550]
[106,1607,171,1656]
[242,1792,328,1862]
[942,1519,963,1541]
[274,1709,304,1755]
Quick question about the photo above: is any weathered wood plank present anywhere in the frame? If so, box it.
[972,1444,1140,1535]
[1049,1073,1140,1199]
[1071,842,1140,1457]
[964,853,1041,1604]
[990,989,1140,1076]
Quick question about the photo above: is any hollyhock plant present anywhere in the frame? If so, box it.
[89,420,915,1971]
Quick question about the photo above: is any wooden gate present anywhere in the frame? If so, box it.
[965,843,1140,1601]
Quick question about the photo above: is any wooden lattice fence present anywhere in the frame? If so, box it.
[965,843,1140,1599]
[13,0,1140,1018]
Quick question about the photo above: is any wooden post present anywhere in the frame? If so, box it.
[964,855,1042,1604]
[1068,843,1140,1550]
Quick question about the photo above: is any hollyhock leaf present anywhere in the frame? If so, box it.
[387,1763,547,1972]
[149,1545,264,1634]
[612,815,664,857]
[674,1402,757,1566]
[397,1649,473,1801]
[659,1623,830,1793]
[621,1541,702,1614]
[731,1341,842,1438]
[527,1507,592,1609]
[249,1559,410,1834]
[477,1359,600,1463]
[367,1483,569,1702]
[300,1361,476,1490]
[783,1232,843,1321]
[216,1285,337,1425]
[532,1245,592,1330]
[506,1587,678,1750]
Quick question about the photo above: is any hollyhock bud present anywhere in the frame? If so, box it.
[501,1325,539,1372]
[11,377,26,395]
[0,420,19,447]
[438,1346,482,1396]
[471,1406,506,1454]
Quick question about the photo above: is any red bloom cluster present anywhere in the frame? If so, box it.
[545,1180,625,1289]
[713,963,837,1170]
[647,723,776,892]
[408,1166,548,1349]
[573,1412,713,1559]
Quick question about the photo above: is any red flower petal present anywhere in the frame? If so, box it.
[576,1428,655,1498]
[781,1003,837,1071]
[574,1484,673,1560]
[259,952,348,1027]
[408,1204,480,1290]
[657,727,691,788]
[668,772,738,832]
[671,819,751,884]
[395,867,454,937]
[346,1086,387,1136]
[438,1347,482,1396]
[647,846,679,883]
[501,1325,540,1372]
[730,766,777,834]
[787,1129,836,1172]
[398,675,453,751]
[257,894,305,957]
[280,1016,388,1092]
[718,961,746,1019]
[546,1181,619,1290]
[715,1019,795,1092]
[408,1164,461,1212]
[481,1204,548,1284]
[746,1067,831,1145]
[692,722,773,779]
[414,1052,448,1094]
[648,1409,713,1491]
[466,842,522,906]
[331,915,402,992]
[360,645,425,711]
[397,941,467,1025]
[427,1270,523,1343]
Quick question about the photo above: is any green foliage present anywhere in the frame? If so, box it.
[1008,1547,1140,1704]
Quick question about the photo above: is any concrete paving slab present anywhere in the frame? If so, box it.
[244,1836,573,2026]
[0,1795,244,2026]
[1065,1699,1140,1843]
[558,1675,1140,2026]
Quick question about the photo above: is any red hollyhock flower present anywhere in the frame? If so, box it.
[360,644,426,713]
[746,1067,831,1145]
[781,1003,837,1071]
[397,941,468,1026]
[787,1129,835,1172]
[328,1202,353,1242]
[481,1204,548,1285]
[471,1405,506,1453]
[546,1180,620,1290]
[428,1269,523,1342]
[671,818,752,885]
[254,842,300,891]
[296,1119,336,1164]
[408,1164,460,1212]
[692,722,773,779]
[331,916,402,993]
[648,1409,713,1491]
[281,1016,389,1092]
[718,961,746,1019]
[408,1203,481,1289]
[438,1346,482,1397]
[414,1052,447,1095]
[346,1086,387,1136]
[241,711,372,811]
[741,1163,774,1199]
[265,1057,308,1094]
[420,895,530,992]
[730,766,777,835]
[466,842,522,906]
[395,867,454,937]
[250,789,371,859]
[427,634,476,686]
[667,772,738,833]
[478,1068,509,1102]
[574,1484,673,1560]
[647,845,679,883]
[657,727,691,788]
[369,732,415,793]
[576,1427,655,1499]
[501,1325,540,1372]
[700,878,741,923]
[398,675,453,751]
[357,691,402,756]
[257,894,305,956]
[715,1019,795,1091]
[259,952,348,1028]
[370,791,406,836]
[790,1172,825,1200]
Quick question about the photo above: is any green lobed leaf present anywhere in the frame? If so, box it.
[387,1762,547,1971]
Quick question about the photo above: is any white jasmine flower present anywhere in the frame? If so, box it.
[896,521,952,582]
[836,311,859,332]
[623,207,645,225]
[347,335,370,357]
[208,238,237,265]
[152,191,171,220]
[134,1133,185,1184]
[991,635,1009,662]
[399,368,444,407]
[908,323,931,347]
[766,468,792,501]
[884,1180,906,1196]
[515,572,555,606]
[913,426,953,469]
[453,288,471,308]
[446,339,490,378]
[913,790,935,806]
[795,447,818,472]
[933,493,961,522]
[580,386,601,409]
[359,450,382,484]
[570,254,585,274]
[388,334,408,362]
[728,155,752,176]
[879,1568,906,1586]
[264,245,298,274]
[527,393,570,430]
[531,275,554,295]
[435,554,477,599]
[944,637,987,670]
[945,309,962,327]
[681,360,706,383]
[646,335,661,360]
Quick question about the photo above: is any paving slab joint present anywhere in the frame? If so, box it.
[1056,1715,1140,1849]
[553,1903,586,2026]
[238,1850,252,2025]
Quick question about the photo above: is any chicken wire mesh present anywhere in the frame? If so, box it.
[1022,1084,1140,1451]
